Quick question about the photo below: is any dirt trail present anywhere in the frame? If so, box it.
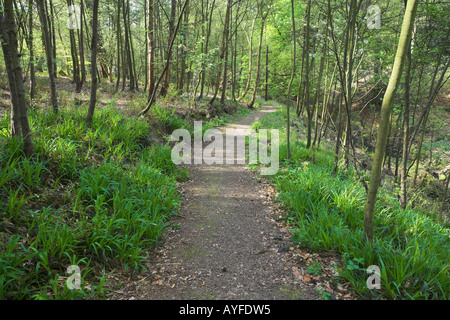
[116,104,318,300]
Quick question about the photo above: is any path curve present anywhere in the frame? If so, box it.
[116,105,318,300]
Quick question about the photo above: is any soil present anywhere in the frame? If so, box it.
[111,104,320,300]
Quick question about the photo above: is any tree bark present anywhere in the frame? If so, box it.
[86,0,100,124]
[238,13,257,102]
[147,0,155,96]
[209,0,231,105]
[400,43,412,209]
[36,0,58,113]
[68,0,81,92]
[286,0,296,160]
[28,0,36,101]
[139,0,189,117]
[363,0,419,242]
[248,0,271,109]
[0,0,34,156]
[160,0,177,97]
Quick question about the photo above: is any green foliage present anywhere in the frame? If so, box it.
[0,103,186,299]
[255,108,450,300]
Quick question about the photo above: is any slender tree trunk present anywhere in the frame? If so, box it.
[286,0,296,160]
[86,0,100,124]
[220,0,232,105]
[364,0,419,242]
[160,0,177,97]
[128,0,139,91]
[122,0,135,91]
[400,43,412,209]
[178,0,189,93]
[79,0,86,85]
[28,0,36,101]
[68,0,81,92]
[312,24,328,161]
[147,0,155,96]
[199,0,216,99]
[48,0,57,78]
[303,0,312,148]
[412,108,429,188]
[115,0,122,91]
[139,0,189,117]
[248,1,271,108]
[0,0,33,156]
[36,0,58,113]
[231,20,237,101]
[239,14,257,102]
[144,0,148,91]
[333,93,344,174]
[209,0,231,105]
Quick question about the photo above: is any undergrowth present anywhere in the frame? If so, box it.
[0,95,251,299]
[0,103,189,299]
[256,106,449,300]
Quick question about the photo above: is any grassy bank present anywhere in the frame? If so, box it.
[0,99,249,299]
[255,104,449,300]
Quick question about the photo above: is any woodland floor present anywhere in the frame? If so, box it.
[2,76,447,300]
[109,105,327,300]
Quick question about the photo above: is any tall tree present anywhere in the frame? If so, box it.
[247,0,271,108]
[86,0,100,124]
[198,0,216,99]
[160,0,177,97]
[363,0,419,242]
[0,0,33,156]
[147,0,155,96]
[139,0,189,116]
[209,0,231,105]
[36,0,58,113]
[286,0,296,160]
[122,0,135,91]
[27,0,36,101]
[79,0,87,86]
[238,9,257,102]
[178,0,189,92]
[67,0,82,92]
[219,0,232,105]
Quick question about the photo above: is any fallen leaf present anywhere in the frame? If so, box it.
[302,274,313,284]
[292,266,302,279]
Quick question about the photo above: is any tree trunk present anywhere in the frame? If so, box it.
[115,0,122,91]
[68,0,81,92]
[239,13,257,102]
[122,0,135,91]
[209,0,231,105]
[28,0,36,101]
[147,0,155,96]
[0,0,33,156]
[363,0,419,242]
[220,0,232,105]
[79,0,86,86]
[303,0,312,148]
[248,1,271,109]
[86,0,100,124]
[36,0,58,113]
[48,0,57,78]
[199,0,216,99]
[139,0,189,117]
[178,0,189,93]
[400,43,412,209]
[160,0,177,97]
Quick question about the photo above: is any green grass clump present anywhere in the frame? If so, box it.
[0,103,186,299]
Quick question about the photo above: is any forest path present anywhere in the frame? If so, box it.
[116,104,318,300]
